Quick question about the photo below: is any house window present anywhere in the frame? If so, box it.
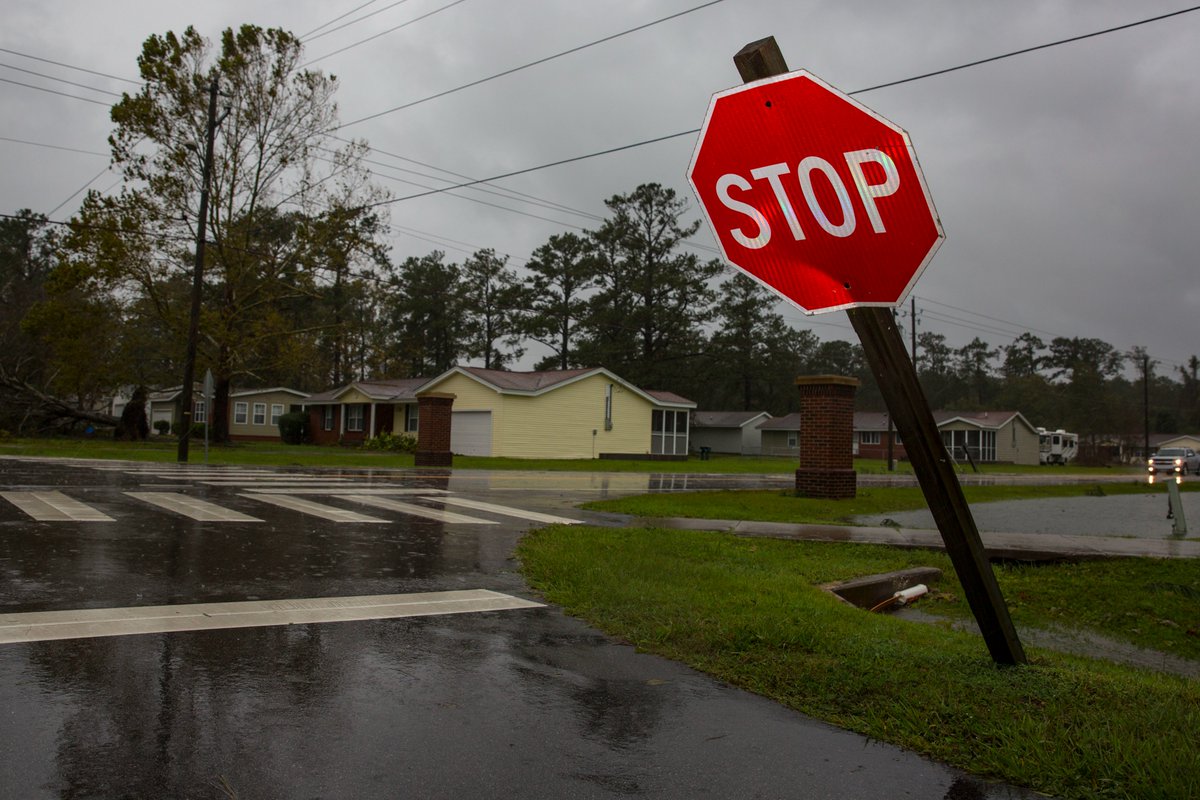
[604,384,614,431]
[651,409,689,455]
[194,400,206,422]
[270,404,284,426]
[347,404,364,432]
[252,403,266,425]
[234,402,248,425]
[323,406,334,431]
[941,429,996,461]
[859,431,881,445]
[787,431,798,449]
[405,404,419,433]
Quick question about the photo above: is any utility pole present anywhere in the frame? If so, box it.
[1143,353,1151,463]
[178,77,226,462]
[886,309,896,471]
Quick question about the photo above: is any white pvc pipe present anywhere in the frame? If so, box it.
[893,584,928,605]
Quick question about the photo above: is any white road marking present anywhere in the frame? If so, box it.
[434,496,582,525]
[0,590,544,644]
[0,491,115,522]
[124,492,262,522]
[246,487,450,495]
[197,480,354,487]
[240,493,388,523]
[337,495,497,525]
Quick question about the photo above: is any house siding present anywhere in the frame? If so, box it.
[761,430,800,457]
[229,390,306,441]
[499,375,652,459]
[997,421,1039,465]
[422,371,657,459]
[690,428,743,454]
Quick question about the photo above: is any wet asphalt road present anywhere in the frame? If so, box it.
[0,457,1039,799]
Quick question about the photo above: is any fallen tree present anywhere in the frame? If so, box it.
[0,365,119,434]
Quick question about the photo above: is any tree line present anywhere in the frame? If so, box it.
[1,23,1197,447]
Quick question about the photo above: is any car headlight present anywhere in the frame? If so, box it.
[1175,458,1183,466]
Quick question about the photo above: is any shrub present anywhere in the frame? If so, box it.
[190,422,208,439]
[362,430,417,453]
[153,420,171,435]
[278,412,308,445]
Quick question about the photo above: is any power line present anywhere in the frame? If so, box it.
[0,61,123,98]
[301,0,382,39]
[300,0,471,67]
[0,46,139,85]
[336,0,728,129]
[853,4,1200,95]
[366,128,696,209]
[0,75,111,106]
[0,135,107,158]
[344,137,605,221]
[361,4,1200,209]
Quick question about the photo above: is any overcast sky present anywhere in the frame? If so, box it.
[3,0,1198,378]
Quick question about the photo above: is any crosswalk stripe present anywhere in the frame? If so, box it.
[240,493,388,523]
[196,480,354,487]
[124,492,262,522]
[337,495,497,525]
[0,491,115,522]
[0,590,544,644]
[246,487,450,495]
[434,496,581,525]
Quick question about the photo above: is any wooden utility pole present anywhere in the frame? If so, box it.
[178,78,224,462]
[733,37,1025,665]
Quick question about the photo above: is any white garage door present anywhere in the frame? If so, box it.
[451,411,492,456]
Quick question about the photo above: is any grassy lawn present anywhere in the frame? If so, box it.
[518,526,1200,799]
[0,436,1143,476]
[582,481,1196,524]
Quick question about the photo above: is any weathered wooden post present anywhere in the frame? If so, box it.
[687,36,1026,665]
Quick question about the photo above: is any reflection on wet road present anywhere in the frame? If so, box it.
[0,457,1038,799]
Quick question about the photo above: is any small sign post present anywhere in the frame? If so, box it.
[689,37,1025,665]
[202,369,213,465]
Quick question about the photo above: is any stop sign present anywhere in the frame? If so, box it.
[688,71,944,314]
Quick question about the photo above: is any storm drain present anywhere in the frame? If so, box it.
[823,567,942,611]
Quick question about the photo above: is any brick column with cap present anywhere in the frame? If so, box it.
[794,375,858,499]
[415,392,456,467]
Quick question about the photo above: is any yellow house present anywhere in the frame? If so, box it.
[364,366,695,459]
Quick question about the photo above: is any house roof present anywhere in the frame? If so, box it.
[933,410,1037,432]
[305,377,427,404]
[853,411,891,431]
[644,389,695,408]
[757,412,803,431]
[453,366,594,392]
[422,365,697,408]
[693,411,772,429]
[230,387,310,399]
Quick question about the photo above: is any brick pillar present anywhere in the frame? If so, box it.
[415,392,456,467]
[794,375,858,499]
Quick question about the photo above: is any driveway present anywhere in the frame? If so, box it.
[0,457,1038,798]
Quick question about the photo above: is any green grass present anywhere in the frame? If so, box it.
[518,526,1200,799]
[0,435,1144,475]
[582,481,1197,524]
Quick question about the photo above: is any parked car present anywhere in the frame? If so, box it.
[1148,447,1200,476]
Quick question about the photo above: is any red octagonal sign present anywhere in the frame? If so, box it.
[688,71,944,314]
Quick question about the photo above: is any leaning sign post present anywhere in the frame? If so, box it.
[688,37,1025,665]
